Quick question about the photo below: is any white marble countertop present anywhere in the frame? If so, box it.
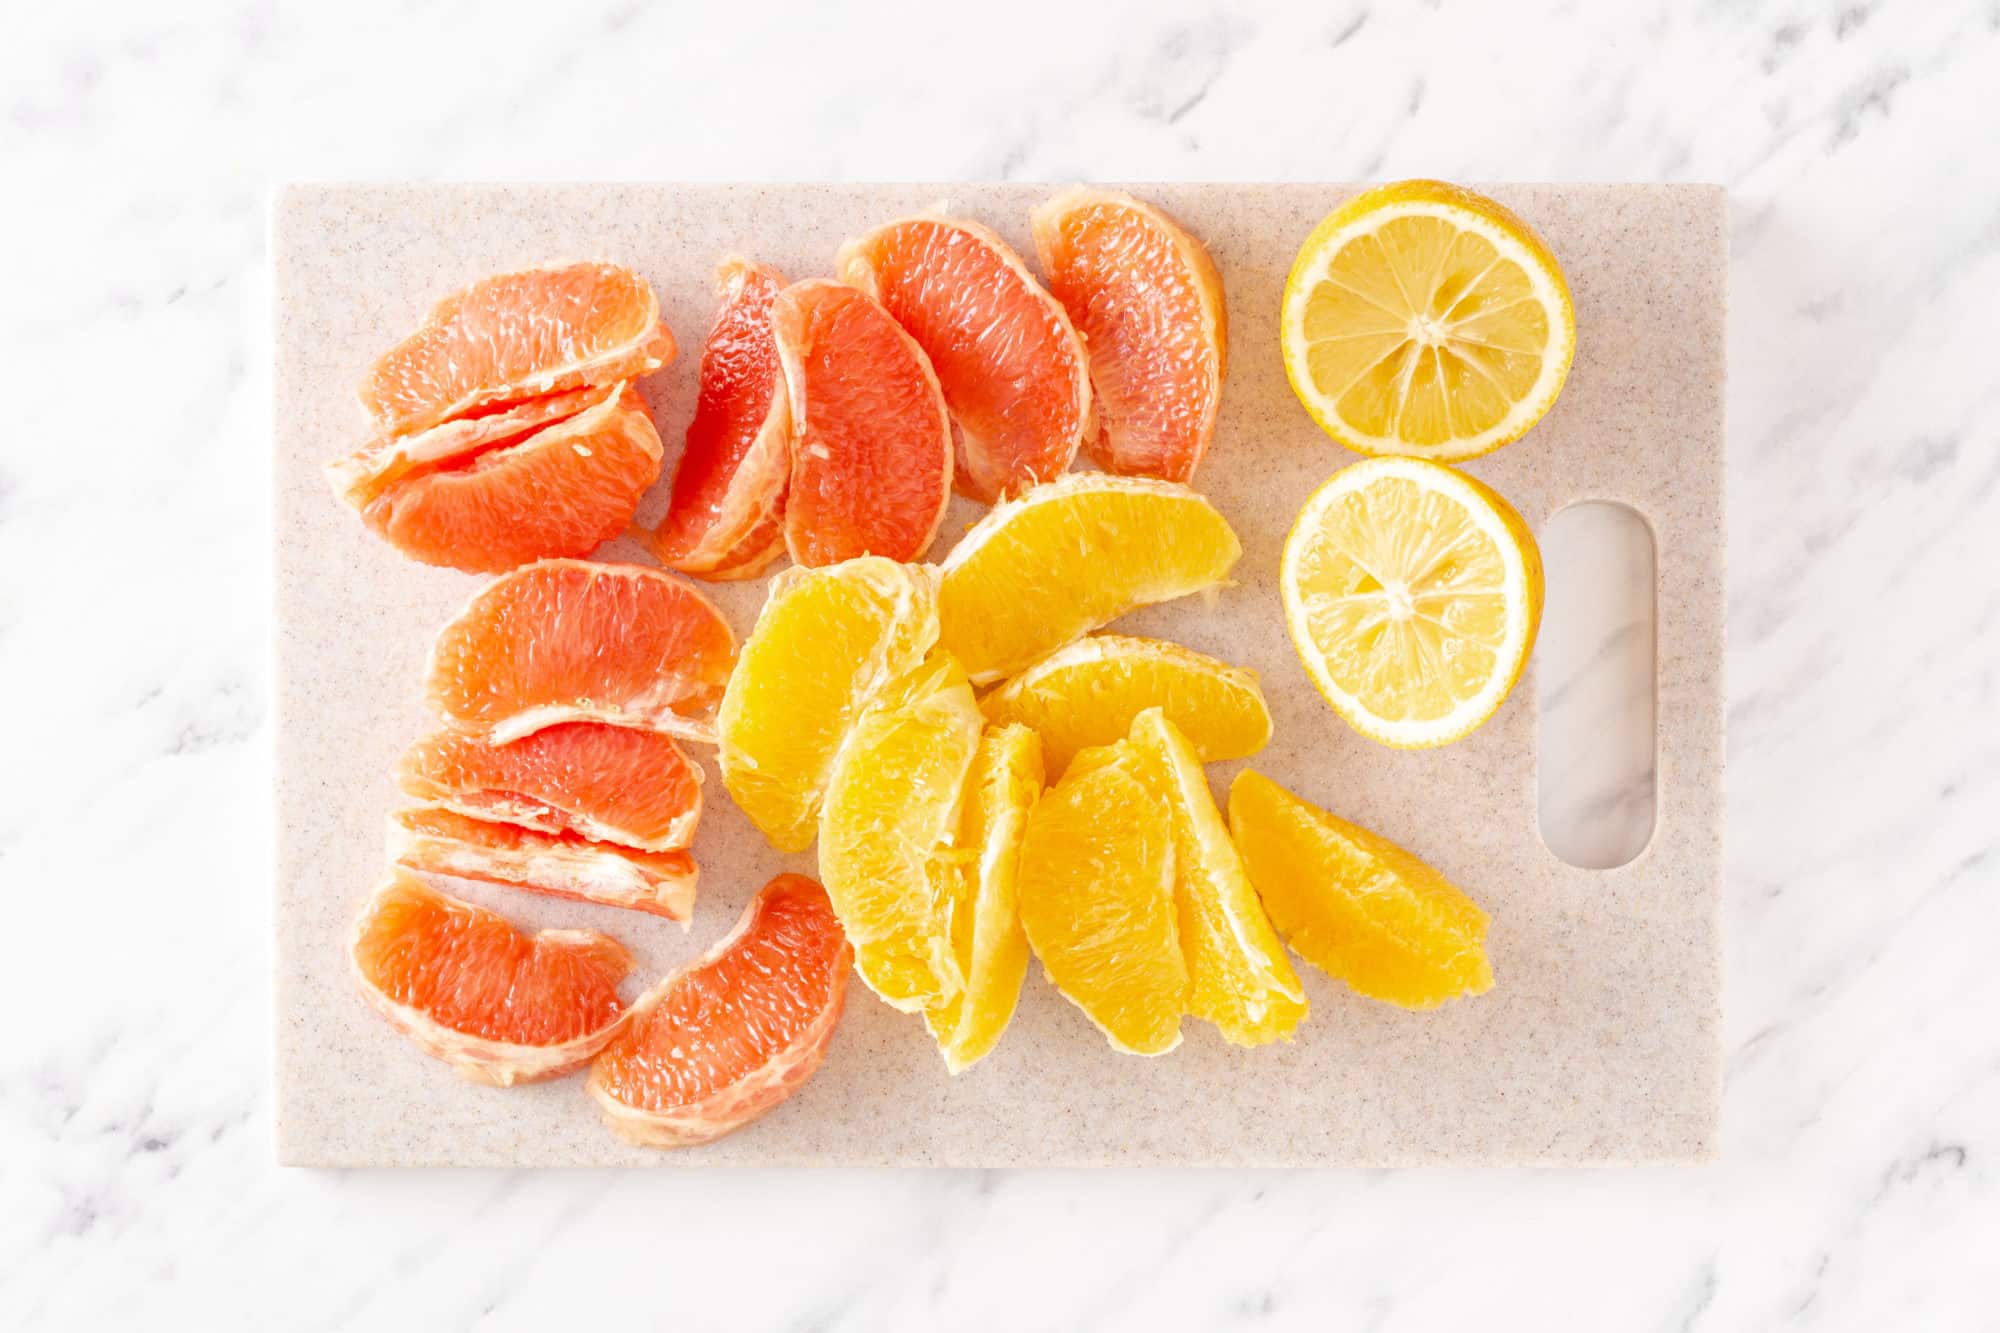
[4,0,1996,1327]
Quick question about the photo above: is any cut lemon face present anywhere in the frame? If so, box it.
[924,723,1043,1073]
[1281,180,1574,461]
[1228,770,1492,1009]
[980,634,1271,776]
[938,473,1240,685]
[717,557,938,853]
[1128,709,1305,1047]
[1281,457,1542,748]
[818,651,983,1012]
[1016,740,1187,1055]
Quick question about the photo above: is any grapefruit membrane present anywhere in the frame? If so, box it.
[389,806,697,924]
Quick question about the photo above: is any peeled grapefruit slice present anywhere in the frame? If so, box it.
[425,559,735,745]
[352,383,665,573]
[389,806,697,923]
[838,215,1091,502]
[1030,189,1227,483]
[397,722,702,852]
[350,871,632,1086]
[327,386,604,507]
[588,874,852,1148]
[771,279,952,565]
[361,261,674,438]
[642,259,791,579]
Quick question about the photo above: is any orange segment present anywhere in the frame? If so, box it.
[838,215,1091,502]
[643,259,791,579]
[425,559,735,745]
[355,382,664,573]
[771,279,952,565]
[1030,189,1227,483]
[396,722,703,852]
[589,874,852,1148]
[389,806,697,923]
[360,262,674,438]
[350,871,632,1086]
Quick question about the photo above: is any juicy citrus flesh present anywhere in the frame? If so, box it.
[980,633,1271,776]
[1228,770,1493,1008]
[645,258,791,579]
[1281,180,1575,461]
[718,558,939,853]
[923,722,1042,1073]
[838,215,1090,503]
[361,261,673,438]
[1016,740,1188,1055]
[389,806,697,923]
[350,871,632,1084]
[1283,457,1541,748]
[1030,188,1227,484]
[1128,710,1305,1046]
[328,385,605,507]
[357,383,664,573]
[589,874,852,1148]
[397,721,702,852]
[772,279,952,566]
[938,473,1241,685]
[426,559,735,746]
[818,651,984,1012]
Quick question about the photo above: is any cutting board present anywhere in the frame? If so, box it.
[272,183,1724,1167]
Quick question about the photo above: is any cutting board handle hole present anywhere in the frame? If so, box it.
[1536,501,1657,869]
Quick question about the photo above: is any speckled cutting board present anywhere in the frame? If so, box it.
[271,183,1724,1167]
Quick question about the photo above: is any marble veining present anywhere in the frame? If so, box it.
[3,0,1997,1327]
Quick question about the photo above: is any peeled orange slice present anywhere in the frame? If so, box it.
[980,634,1271,775]
[938,474,1240,684]
[1030,189,1227,483]
[818,652,983,1012]
[643,259,791,579]
[1016,740,1187,1055]
[397,722,702,852]
[838,215,1091,502]
[389,806,697,923]
[718,557,939,853]
[1228,770,1493,1008]
[924,723,1042,1073]
[361,262,673,438]
[425,559,735,745]
[351,382,665,573]
[1280,180,1575,461]
[772,279,952,566]
[1281,456,1542,748]
[589,874,851,1148]
[1128,710,1304,1046]
[350,871,632,1085]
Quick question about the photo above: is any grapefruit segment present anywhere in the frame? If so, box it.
[643,259,791,579]
[356,383,664,573]
[389,806,697,923]
[350,871,632,1086]
[396,722,702,852]
[425,559,735,745]
[771,279,952,565]
[327,386,605,507]
[838,215,1091,502]
[588,874,852,1148]
[361,261,674,438]
[1030,189,1227,483]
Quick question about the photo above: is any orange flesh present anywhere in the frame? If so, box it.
[647,260,791,578]
[391,806,697,921]
[1033,196,1225,484]
[351,873,630,1046]
[842,219,1088,502]
[426,559,735,742]
[396,721,703,852]
[360,262,673,438]
[592,874,850,1117]
[358,384,663,573]
[772,280,952,566]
